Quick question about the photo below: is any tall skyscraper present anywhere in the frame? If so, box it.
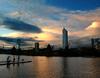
[35,42,39,52]
[62,28,68,49]
[17,39,21,50]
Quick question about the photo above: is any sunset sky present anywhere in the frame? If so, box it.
[0,0,100,48]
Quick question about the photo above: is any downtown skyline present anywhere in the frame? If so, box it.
[0,0,100,48]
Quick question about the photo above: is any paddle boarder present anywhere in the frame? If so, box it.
[7,56,11,65]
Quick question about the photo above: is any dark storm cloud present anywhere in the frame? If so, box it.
[0,37,44,44]
[2,17,42,33]
[0,37,15,43]
[0,37,33,46]
[0,37,44,47]
[0,37,32,43]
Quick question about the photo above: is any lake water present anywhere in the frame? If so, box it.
[0,54,100,78]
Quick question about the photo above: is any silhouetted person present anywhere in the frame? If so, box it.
[7,56,11,65]
[22,59,24,62]
[13,57,15,63]
[12,57,15,66]
[17,56,20,62]
[20,59,24,65]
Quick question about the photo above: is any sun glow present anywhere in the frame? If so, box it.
[37,33,54,41]
[86,22,100,30]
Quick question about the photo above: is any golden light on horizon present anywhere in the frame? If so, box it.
[37,33,54,41]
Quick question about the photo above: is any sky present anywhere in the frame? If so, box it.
[0,0,100,48]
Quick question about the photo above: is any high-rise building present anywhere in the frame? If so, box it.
[17,39,21,50]
[35,42,39,51]
[62,28,68,49]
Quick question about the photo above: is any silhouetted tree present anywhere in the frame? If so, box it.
[46,44,53,51]
[11,46,16,55]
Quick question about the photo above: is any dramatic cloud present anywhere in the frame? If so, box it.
[0,37,32,43]
[68,21,100,47]
[0,36,44,47]
[0,17,42,33]
[70,21,100,37]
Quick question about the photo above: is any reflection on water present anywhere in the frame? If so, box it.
[0,54,100,78]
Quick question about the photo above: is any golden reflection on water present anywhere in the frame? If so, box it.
[32,57,63,78]
[33,57,49,78]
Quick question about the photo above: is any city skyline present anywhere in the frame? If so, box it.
[0,0,100,48]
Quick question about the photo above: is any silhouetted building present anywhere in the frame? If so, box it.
[62,28,68,49]
[35,42,39,52]
[17,39,21,50]
[91,38,100,49]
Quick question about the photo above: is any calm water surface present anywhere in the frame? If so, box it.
[0,54,100,78]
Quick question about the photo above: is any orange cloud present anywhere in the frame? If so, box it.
[42,26,62,34]
[70,21,100,38]
[86,21,100,30]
